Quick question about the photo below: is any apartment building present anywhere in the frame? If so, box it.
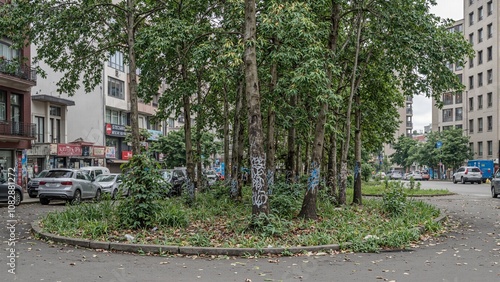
[383,96,414,159]
[0,1,37,186]
[432,1,498,162]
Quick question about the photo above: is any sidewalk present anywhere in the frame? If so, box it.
[22,192,39,204]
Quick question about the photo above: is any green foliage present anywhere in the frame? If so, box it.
[390,135,418,171]
[382,182,407,217]
[116,153,164,229]
[361,163,373,182]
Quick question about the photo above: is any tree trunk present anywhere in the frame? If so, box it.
[223,84,230,183]
[298,102,328,220]
[286,94,296,184]
[231,81,244,200]
[126,0,140,155]
[327,131,338,202]
[352,92,362,205]
[266,62,277,190]
[245,0,268,216]
[182,63,195,203]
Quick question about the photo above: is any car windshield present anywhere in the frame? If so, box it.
[36,170,49,178]
[45,170,73,178]
[95,175,116,182]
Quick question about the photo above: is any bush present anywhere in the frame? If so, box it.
[116,153,165,229]
[382,182,407,217]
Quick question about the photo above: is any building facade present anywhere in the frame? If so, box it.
[0,3,37,185]
[432,1,499,162]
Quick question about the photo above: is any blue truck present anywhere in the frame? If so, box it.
[467,159,496,183]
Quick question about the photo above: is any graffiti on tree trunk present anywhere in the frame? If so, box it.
[308,162,320,191]
[251,156,267,208]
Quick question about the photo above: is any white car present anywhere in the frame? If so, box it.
[406,171,423,181]
[390,171,403,180]
[453,166,482,184]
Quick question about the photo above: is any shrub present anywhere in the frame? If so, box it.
[382,182,407,217]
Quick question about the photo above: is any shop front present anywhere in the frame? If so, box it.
[26,144,50,178]
[105,123,130,172]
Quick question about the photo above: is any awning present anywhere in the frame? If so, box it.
[32,94,75,106]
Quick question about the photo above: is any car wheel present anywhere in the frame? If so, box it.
[13,190,21,206]
[478,181,482,184]
[71,190,82,205]
[453,177,457,184]
[39,198,50,205]
[111,189,117,200]
[461,177,465,184]
[95,189,102,201]
[492,187,498,198]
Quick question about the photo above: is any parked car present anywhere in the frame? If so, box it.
[490,170,500,198]
[406,171,423,181]
[159,168,187,196]
[94,173,125,199]
[452,166,482,184]
[0,177,23,206]
[390,171,403,180]
[79,166,110,181]
[421,171,430,181]
[373,172,386,179]
[37,169,102,205]
[203,169,217,186]
[27,169,50,198]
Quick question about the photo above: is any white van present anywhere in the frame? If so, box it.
[79,166,110,181]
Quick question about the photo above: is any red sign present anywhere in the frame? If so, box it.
[57,144,82,156]
[17,153,22,186]
[122,151,133,160]
[105,123,112,135]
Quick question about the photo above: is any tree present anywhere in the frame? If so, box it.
[390,135,418,171]
[440,129,471,171]
[0,0,170,155]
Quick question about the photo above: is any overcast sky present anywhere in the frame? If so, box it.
[412,0,463,132]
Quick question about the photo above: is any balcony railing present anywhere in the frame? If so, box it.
[0,58,37,82]
[406,121,413,127]
[0,120,37,138]
[406,108,413,115]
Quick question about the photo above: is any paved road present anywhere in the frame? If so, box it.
[1,182,499,282]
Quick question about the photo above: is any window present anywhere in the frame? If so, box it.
[469,76,474,89]
[478,72,483,87]
[50,106,61,116]
[479,6,484,21]
[442,109,453,122]
[455,62,463,71]
[10,94,20,124]
[469,12,474,26]
[487,92,492,107]
[469,0,474,5]
[105,109,122,124]
[456,124,463,130]
[469,33,474,44]
[469,119,474,133]
[478,51,483,65]
[487,46,493,61]
[446,62,453,71]
[0,40,20,60]
[487,24,493,38]
[443,125,453,131]
[107,77,125,99]
[457,74,463,84]
[50,117,60,143]
[470,142,474,154]
[469,56,474,68]
[0,91,5,121]
[35,116,44,143]
[108,51,124,72]
[456,92,463,104]
[469,97,474,111]
[487,115,493,131]
[487,1,493,16]
[487,69,493,84]
[478,28,483,43]
[443,92,454,105]
[488,141,493,155]
[478,141,483,156]
[455,107,463,121]
[478,117,483,132]
[478,95,483,109]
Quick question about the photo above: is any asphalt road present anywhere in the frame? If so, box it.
[1,181,499,282]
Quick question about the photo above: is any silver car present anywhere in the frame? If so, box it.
[452,166,482,184]
[95,173,125,199]
[490,171,500,198]
[37,169,102,205]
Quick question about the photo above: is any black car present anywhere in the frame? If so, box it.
[0,178,23,206]
[27,169,49,198]
[160,168,188,196]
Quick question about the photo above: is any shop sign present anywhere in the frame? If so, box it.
[105,123,126,137]
[122,151,133,160]
[82,146,93,157]
[93,146,106,157]
[27,144,50,156]
[148,129,163,141]
[57,144,82,157]
[49,144,58,155]
[105,147,116,159]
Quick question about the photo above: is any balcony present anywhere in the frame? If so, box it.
[406,108,413,115]
[0,120,37,141]
[0,58,37,91]
[406,121,413,128]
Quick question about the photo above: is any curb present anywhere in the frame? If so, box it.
[31,213,448,256]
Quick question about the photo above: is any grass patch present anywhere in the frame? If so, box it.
[40,181,445,253]
[362,180,452,196]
